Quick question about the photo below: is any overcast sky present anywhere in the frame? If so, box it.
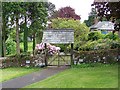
[49,0,94,22]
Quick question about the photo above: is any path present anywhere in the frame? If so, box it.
[1,66,70,90]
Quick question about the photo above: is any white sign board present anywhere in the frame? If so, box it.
[42,29,74,44]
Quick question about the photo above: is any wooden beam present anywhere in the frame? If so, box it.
[71,43,74,65]
[44,43,47,66]
[0,25,2,57]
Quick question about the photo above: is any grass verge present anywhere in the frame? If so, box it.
[0,67,40,82]
[24,63,118,88]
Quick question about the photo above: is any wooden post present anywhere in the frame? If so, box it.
[71,43,74,65]
[0,25,2,57]
[45,43,47,66]
[58,51,60,67]
[0,3,2,57]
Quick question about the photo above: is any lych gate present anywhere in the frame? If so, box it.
[40,29,74,67]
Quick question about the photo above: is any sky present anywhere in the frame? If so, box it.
[49,0,94,22]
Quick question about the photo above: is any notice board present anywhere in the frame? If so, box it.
[42,29,74,44]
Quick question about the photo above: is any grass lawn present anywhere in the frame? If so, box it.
[20,42,33,52]
[24,64,118,88]
[0,67,40,82]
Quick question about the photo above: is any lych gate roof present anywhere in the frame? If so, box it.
[90,21,115,31]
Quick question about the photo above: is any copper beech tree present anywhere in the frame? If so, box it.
[51,6,81,20]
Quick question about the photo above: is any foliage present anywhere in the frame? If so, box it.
[84,15,95,27]
[1,2,13,56]
[109,40,120,49]
[79,40,98,51]
[92,2,120,20]
[91,2,120,38]
[51,18,89,50]
[28,2,48,53]
[84,8,97,27]
[104,32,119,40]
[45,2,56,18]
[5,37,16,55]
[20,42,33,52]
[49,10,59,19]
[2,2,51,55]
[9,29,24,42]
[2,2,28,54]
[79,38,120,51]
[87,31,104,41]
[51,6,81,20]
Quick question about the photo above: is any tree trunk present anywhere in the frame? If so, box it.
[1,16,6,57]
[33,33,36,55]
[36,31,43,44]
[3,35,6,56]
[0,22,2,57]
[118,30,120,38]
[16,14,20,55]
[23,15,28,53]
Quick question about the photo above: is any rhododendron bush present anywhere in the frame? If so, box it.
[35,43,61,55]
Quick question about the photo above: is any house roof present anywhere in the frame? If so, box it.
[90,21,115,31]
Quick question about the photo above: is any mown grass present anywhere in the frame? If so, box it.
[24,63,118,88]
[0,67,40,82]
[20,42,33,52]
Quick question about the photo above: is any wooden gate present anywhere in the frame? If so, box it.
[47,53,71,66]
[34,49,72,67]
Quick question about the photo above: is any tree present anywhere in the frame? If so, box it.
[2,2,26,55]
[51,6,81,20]
[58,6,81,20]
[84,8,97,27]
[0,16,2,57]
[12,2,27,55]
[92,1,120,20]
[92,1,120,36]
[84,15,95,27]
[2,2,11,56]
[20,2,31,53]
[51,18,89,50]
[49,10,58,19]
[45,2,56,18]
[1,2,50,56]
[28,2,47,54]
[0,2,2,56]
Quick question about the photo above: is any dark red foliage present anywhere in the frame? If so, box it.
[58,6,81,20]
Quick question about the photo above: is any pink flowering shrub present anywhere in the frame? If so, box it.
[35,43,61,55]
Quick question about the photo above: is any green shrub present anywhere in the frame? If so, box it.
[88,31,103,41]
[104,32,119,40]
[95,43,109,50]
[10,29,24,42]
[78,39,120,51]
[110,41,120,49]
[79,41,98,51]
[6,37,16,55]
